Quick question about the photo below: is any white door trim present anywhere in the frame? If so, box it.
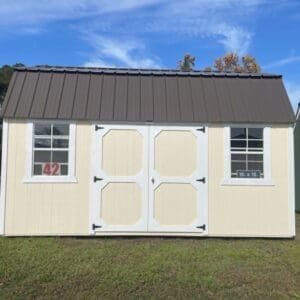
[90,124,149,233]
[147,126,208,234]
[0,119,8,235]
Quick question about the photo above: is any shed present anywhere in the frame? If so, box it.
[0,66,296,237]
[294,105,300,212]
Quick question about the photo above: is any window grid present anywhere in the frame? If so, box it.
[33,123,70,176]
[230,128,264,178]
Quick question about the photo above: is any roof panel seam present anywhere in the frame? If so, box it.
[70,73,79,119]
[55,72,66,119]
[176,76,182,121]
[13,72,27,117]
[98,74,104,120]
[41,72,53,118]
[28,72,40,117]
[187,77,195,122]
[112,75,117,121]
[83,74,91,119]
[125,75,129,121]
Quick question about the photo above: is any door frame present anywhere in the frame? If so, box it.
[89,123,208,235]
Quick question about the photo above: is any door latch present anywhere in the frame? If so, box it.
[196,177,206,184]
[196,224,206,230]
[93,176,103,182]
[151,177,155,184]
[92,224,102,230]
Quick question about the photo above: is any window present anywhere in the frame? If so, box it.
[33,123,70,176]
[230,127,264,178]
[25,122,76,182]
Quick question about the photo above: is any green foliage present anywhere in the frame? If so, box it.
[178,54,196,72]
[0,63,25,103]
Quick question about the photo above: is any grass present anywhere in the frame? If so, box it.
[0,215,299,299]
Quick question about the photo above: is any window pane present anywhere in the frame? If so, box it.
[231,153,246,161]
[34,151,51,163]
[231,161,246,173]
[34,124,51,135]
[231,128,246,139]
[231,140,246,149]
[53,124,69,136]
[248,128,263,139]
[248,140,263,149]
[34,138,51,148]
[53,139,69,148]
[33,164,42,175]
[60,165,68,175]
[247,154,263,162]
[53,151,68,163]
[248,162,263,171]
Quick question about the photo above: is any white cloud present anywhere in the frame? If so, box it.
[0,0,265,63]
[83,34,161,68]
[212,24,253,55]
[263,55,300,69]
[285,80,300,111]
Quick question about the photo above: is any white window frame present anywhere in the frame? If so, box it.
[24,120,77,183]
[222,125,274,186]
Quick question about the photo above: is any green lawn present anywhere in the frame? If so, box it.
[0,215,299,299]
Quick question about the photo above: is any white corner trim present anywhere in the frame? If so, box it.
[24,121,77,183]
[223,125,273,186]
[288,126,296,237]
[0,120,8,235]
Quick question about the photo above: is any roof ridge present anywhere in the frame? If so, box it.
[14,65,282,79]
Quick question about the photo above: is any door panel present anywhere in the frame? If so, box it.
[91,125,148,232]
[148,127,208,233]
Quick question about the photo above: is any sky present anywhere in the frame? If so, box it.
[0,0,300,110]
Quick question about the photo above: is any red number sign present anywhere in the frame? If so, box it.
[42,163,60,176]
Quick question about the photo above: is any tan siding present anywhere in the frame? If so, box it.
[5,120,90,235]
[208,126,292,237]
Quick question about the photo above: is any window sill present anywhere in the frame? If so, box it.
[221,178,275,186]
[23,176,77,183]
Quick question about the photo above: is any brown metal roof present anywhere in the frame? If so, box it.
[0,66,295,124]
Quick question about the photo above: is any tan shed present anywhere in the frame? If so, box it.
[0,66,296,237]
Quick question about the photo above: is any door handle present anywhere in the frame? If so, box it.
[151,177,155,184]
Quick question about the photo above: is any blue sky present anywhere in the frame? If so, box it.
[0,0,300,109]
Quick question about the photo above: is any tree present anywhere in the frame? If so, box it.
[178,54,196,72]
[0,63,25,104]
[213,53,261,73]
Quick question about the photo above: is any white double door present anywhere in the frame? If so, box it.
[90,124,208,234]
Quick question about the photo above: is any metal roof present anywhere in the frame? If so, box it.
[0,66,295,124]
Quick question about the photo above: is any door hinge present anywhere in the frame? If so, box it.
[92,224,102,230]
[95,125,104,131]
[196,224,206,231]
[93,176,103,182]
[196,177,206,184]
[196,126,206,133]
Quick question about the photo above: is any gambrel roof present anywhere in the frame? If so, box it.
[0,66,295,124]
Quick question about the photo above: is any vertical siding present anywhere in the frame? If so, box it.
[4,121,91,235]
[208,126,292,236]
